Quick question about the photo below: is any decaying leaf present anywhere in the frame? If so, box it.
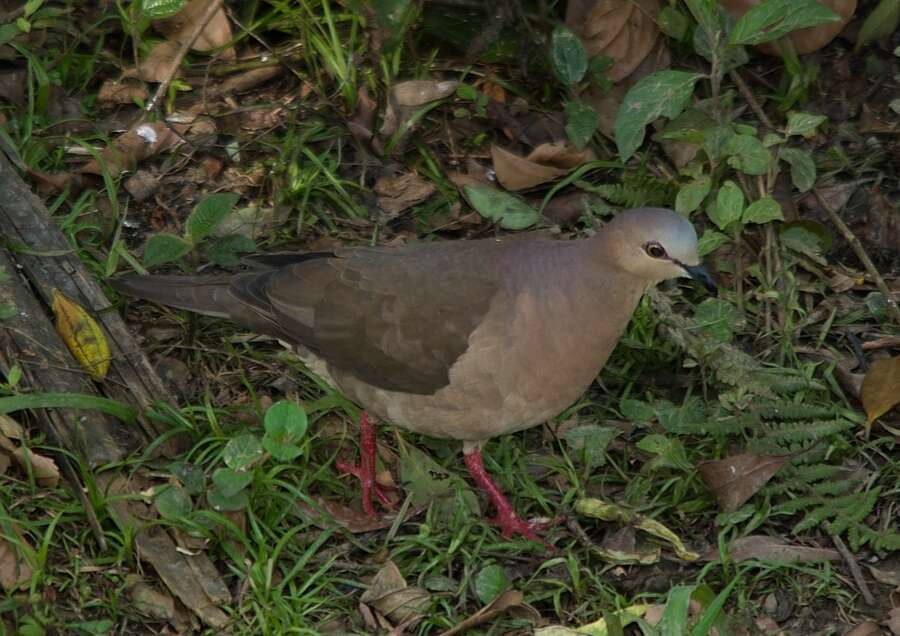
[359,560,430,625]
[78,120,189,177]
[0,526,33,590]
[0,414,23,441]
[698,453,789,511]
[153,0,236,57]
[437,590,539,636]
[375,172,436,215]
[861,356,900,428]
[701,535,841,563]
[535,604,651,636]
[491,142,595,191]
[52,289,110,381]
[12,447,60,487]
[97,80,150,105]
[380,79,459,139]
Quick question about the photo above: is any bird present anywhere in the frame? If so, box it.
[111,207,716,541]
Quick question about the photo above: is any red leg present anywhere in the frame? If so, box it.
[463,447,554,542]
[336,412,397,517]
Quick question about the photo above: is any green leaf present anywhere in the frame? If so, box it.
[636,434,690,471]
[464,186,539,230]
[263,400,308,461]
[742,197,784,224]
[658,585,696,635]
[697,229,730,257]
[564,424,620,469]
[212,467,253,497]
[206,235,257,267]
[620,398,655,423]
[779,147,816,192]
[141,0,186,20]
[186,193,240,242]
[474,565,510,604]
[168,461,205,495]
[155,485,192,520]
[564,100,598,149]
[207,485,248,512]
[725,133,773,175]
[707,180,744,230]
[0,303,15,320]
[658,6,690,40]
[456,84,477,100]
[694,297,741,343]
[856,0,900,52]
[683,0,722,41]
[142,233,192,268]
[675,176,712,214]
[223,434,263,469]
[701,125,734,162]
[0,391,137,423]
[550,25,588,86]
[614,70,703,162]
[785,112,827,137]
[729,0,840,46]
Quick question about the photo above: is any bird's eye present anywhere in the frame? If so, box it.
[644,242,667,259]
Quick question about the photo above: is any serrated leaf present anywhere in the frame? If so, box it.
[206,235,256,267]
[707,180,744,230]
[564,100,598,150]
[697,229,729,257]
[614,70,703,162]
[694,297,741,343]
[473,565,510,605]
[779,147,816,192]
[212,467,253,497]
[856,0,900,52]
[52,289,110,381]
[785,112,827,137]
[729,0,840,46]
[186,193,240,242]
[564,425,620,469]
[550,25,588,86]
[223,434,263,469]
[142,233,192,268]
[725,133,772,175]
[675,176,712,214]
[742,197,784,224]
[464,186,538,230]
[155,485,192,520]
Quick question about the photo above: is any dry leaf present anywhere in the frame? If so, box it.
[0,528,32,590]
[701,535,841,563]
[888,607,900,636]
[79,120,188,177]
[719,0,856,55]
[566,0,662,82]
[861,356,900,427]
[0,414,23,441]
[130,580,177,621]
[375,172,436,215]
[12,447,60,487]
[153,0,235,57]
[844,622,886,636]
[360,560,430,625]
[491,145,567,191]
[380,80,459,138]
[698,453,789,511]
[97,80,150,105]
[438,590,539,636]
[52,289,110,381]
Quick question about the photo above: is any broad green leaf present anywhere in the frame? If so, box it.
[856,0,900,52]
[564,100,598,149]
[141,0,186,19]
[263,401,307,461]
[658,6,691,41]
[780,221,831,263]
[564,424,620,469]
[707,180,744,230]
[212,467,253,497]
[658,108,716,144]
[614,70,703,161]
[742,197,784,224]
[683,0,722,41]
[701,125,734,162]
[725,134,772,175]
[206,234,256,267]
[142,233,192,268]
[636,434,690,471]
[658,585,696,636]
[729,0,840,46]
[697,229,729,256]
[169,461,205,494]
[464,186,539,230]
[186,192,240,242]
[551,25,588,86]
[675,176,712,214]
[620,398,655,423]
[473,565,510,604]
[694,297,741,343]
[456,84,477,100]
[779,147,816,192]
[762,132,785,147]
[207,486,248,511]
[223,433,263,469]
[155,485,192,520]
[785,112,827,137]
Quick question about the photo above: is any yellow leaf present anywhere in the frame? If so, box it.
[860,356,900,427]
[52,289,110,381]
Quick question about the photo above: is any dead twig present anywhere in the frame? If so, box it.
[729,69,774,129]
[830,533,875,605]
[813,189,900,326]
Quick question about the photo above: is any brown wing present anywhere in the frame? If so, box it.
[230,242,503,395]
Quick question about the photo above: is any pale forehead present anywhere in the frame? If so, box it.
[614,208,698,247]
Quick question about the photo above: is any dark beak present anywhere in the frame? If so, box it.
[681,263,717,296]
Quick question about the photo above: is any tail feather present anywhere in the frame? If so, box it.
[110,275,236,319]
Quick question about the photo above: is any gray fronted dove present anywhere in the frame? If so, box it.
[112,207,715,540]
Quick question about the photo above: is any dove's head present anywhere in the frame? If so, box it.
[601,207,717,294]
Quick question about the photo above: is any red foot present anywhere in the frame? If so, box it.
[336,411,397,517]
[463,447,557,543]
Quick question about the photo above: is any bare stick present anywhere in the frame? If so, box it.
[830,533,875,605]
[814,189,900,326]
[729,69,774,129]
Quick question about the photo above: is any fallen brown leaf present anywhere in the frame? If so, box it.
[437,590,539,636]
[98,80,150,105]
[0,525,33,590]
[79,120,188,177]
[360,560,430,626]
[153,0,235,58]
[380,79,459,138]
[844,621,886,636]
[375,172,436,215]
[12,447,60,487]
[887,607,900,636]
[0,414,23,441]
[861,356,900,428]
[701,535,841,563]
[52,289,110,382]
[698,453,789,511]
